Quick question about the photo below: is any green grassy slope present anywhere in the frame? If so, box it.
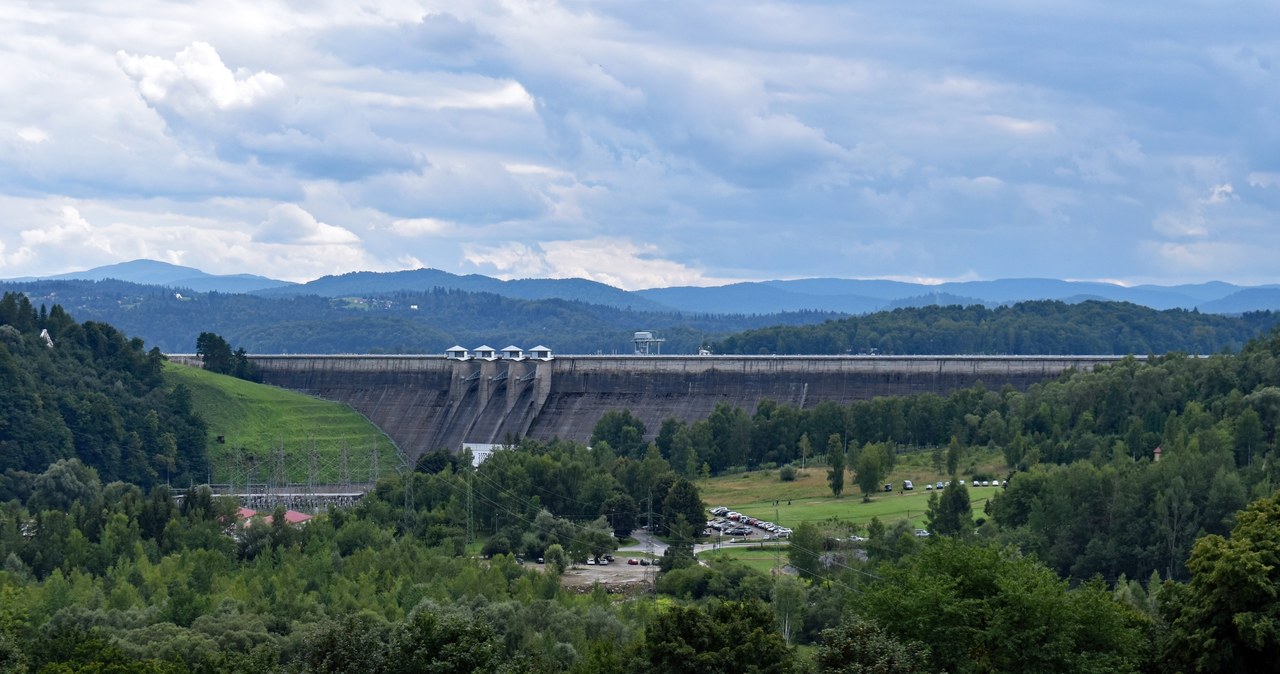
[165,362,400,485]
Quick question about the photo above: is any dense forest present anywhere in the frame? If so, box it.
[0,293,206,488]
[711,300,1280,355]
[5,295,1280,670]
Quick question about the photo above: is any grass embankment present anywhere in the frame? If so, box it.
[165,362,399,485]
[698,447,1008,534]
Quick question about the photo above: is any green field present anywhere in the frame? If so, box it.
[698,544,789,573]
[699,449,1006,534]
[165,362,401,485]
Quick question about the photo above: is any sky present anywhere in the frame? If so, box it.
[2,1,1279,290]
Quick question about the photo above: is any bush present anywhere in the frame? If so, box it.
[779,465,798,482]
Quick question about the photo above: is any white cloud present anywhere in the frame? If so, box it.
[116,42,284,116]
[984,115,1057,137]
[16,126,46,143]
[463,238,734,290]
[255,204,359,245]
[389,217,454,237]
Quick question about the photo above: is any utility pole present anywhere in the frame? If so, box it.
[466,466,475,545]
[646,488,656,594]
[775,504,782,571]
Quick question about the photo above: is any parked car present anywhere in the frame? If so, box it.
[925,483,934,490]
[627,558,639,565]
[936,481,945,489]
[883,483,893,492]
[903,480,914,491]
[914,529,931,537]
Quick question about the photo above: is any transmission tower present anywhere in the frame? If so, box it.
[307,439,320,512]
[271,442,288,509]
[369,435,381,485]
[339,442,351,493]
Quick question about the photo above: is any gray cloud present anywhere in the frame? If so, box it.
[2,1,1280,286]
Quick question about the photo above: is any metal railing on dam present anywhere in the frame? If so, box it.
[168,353,1141,462]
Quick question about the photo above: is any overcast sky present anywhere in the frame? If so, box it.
[2,1,1279,289]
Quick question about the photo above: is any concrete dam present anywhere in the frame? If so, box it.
[217,354,1130,463]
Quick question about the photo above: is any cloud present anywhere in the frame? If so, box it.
[4,0,1280,286]
[463,238,734,290]
[16,126,46,143]
[254,204,359,245]
[1152,183,1237,238]
[117,42,284,114]
[389,218,454,237]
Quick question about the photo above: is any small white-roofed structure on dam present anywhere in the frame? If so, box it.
[473,345,498,361]
[501,345,525,360]
[528,345,553,360]
[445,345,470,360]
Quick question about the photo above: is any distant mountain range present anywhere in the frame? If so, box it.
[7,259,295,294]
[8,259,1280,315]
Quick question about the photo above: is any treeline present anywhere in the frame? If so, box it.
[711,300,1279,354]
[612,334,1280,475]
[1,280,839,355]
[0,293,207,487]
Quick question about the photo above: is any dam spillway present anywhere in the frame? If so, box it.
[193,354,1132,463]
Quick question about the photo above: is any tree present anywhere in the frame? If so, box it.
[195,332,234,375]
[827,434,845,497]
[816,615,930,674]
[1159,489,1280,672]
[946,435,963,475]
[925,479,973,537]
[544,543,569,575]
[788,520,824,582]
[858,539,1148,674]
[662,478,705,541]
[772,576,806,646]
[641,600,796,674]
[855,443,890,502]
[387,605,499,674]
[591,410,647,458]
[582,517,617,562]
[600,493,638,539]
[798,432,812,470]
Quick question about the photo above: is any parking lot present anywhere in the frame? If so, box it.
[706,506,793,540]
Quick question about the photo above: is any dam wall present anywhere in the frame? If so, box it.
[190,354,1130,463]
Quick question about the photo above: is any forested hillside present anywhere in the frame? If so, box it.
[712,300,1279,355]
[6,280,1275,357]
[0,293,206,489]
[1,280,838,354]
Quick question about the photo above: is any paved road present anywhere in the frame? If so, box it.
[618,529,780,557]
